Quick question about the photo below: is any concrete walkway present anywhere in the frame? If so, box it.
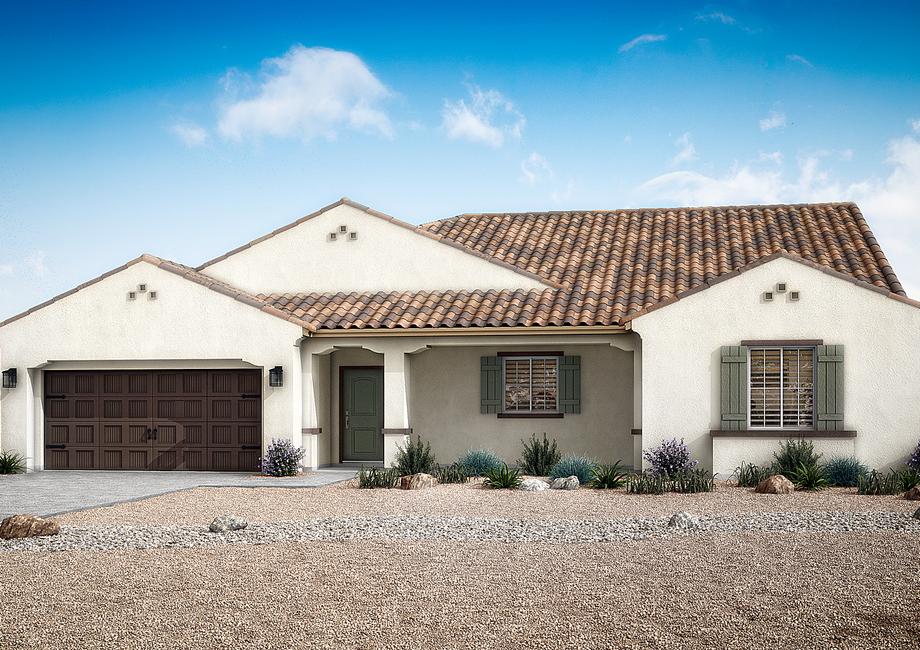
[0,469,357,518]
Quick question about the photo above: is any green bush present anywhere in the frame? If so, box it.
[394,436,435,476]
[824,456,869,487]
[458,448,504,476]
[790,462,829,491]
[857,469,901,495]
[897,467,920,492]
[519,433,561,476]
[549,455,596,484]
[625,472,667,495]
[591,461,628,489]
[735,461,773,488]
[483,464,522,489]
[357,466,400,489]
[433,463,469,484]
[773,439,822,479]
[670,469,715,493]
[0,450,26,475]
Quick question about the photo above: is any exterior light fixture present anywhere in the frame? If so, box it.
[269,366,284,387]
[2,368,17,389]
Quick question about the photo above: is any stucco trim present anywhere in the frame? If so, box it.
[194,198,561,289]
[0,254,317,332]
[709,429,857,438]
[624,251,920,324]
[301,427,323,434]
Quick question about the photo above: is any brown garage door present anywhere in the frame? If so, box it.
[43,370,262,471]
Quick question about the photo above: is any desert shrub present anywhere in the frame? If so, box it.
[790,462,829,491]
[824,456,869,487]
[625,472,667,495]
[857,469,902,495]
[735,461,773,488]
[591,461,628,489]
[0,450,26,475]
[519,433,561,476]
[907,440,920,470]
[670,468,715,493]
[643,438,698,477]
[898,467,920,492]
[458,448,503,476]
[549,455,596,484]
[357,466,400,489]
[259,438,305,477]
[483,464,522,489]
[394,436,435,476]
[433,463,469,484]
[773,439,821,479]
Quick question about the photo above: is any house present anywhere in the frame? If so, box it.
[1,198,918,476]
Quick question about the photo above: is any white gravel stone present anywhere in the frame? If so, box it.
[668,511,701,530]
[550,476,579,490]
[519,479,549,492]
[208,515,248,533]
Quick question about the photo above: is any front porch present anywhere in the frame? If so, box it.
[298,332,640,470]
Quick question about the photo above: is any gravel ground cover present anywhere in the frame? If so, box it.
[0,533,917,649]
[3,511,919,553]
[57,481,918,526]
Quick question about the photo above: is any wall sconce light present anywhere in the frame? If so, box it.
[2,368,17,389]
[269,366,284,387]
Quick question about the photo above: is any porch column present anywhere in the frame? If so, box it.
[382,347,411,468]
[632,338,643,471]
[300,345,331,470]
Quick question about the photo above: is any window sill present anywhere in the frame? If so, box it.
[497,412,564,419]
[709,429,856,439]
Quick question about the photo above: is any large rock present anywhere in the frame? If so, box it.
[208,515,248,533]
[519,478,549,492]
[668,511,701,530]
[550,476,580,490]
[0,514,60,539]
[755,475,794,494]
[399,473,437,490]
[903,486,920,501]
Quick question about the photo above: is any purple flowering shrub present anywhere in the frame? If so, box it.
[908,440,920,470]
[260,438,305,477]
[643,438,698,477]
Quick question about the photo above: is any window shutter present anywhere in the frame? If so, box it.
[816,345,844,430]
[558,356,581,414]
[480,356,501,413]
[720,346,747,430]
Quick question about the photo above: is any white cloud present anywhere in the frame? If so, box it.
[671,132,698,165]
[624,135,632,144]
[24,251,47,277]
[618,34,667,54]
[0,264,12,276]
[441,84,525,148]
[759,111,786,132]
[697,11,736,25]
[911,118,920,134]
[786,54,814,67]
[520,152,553,185]
[170,122,208,147]
[759,151,783,164]
[217,45,392,142]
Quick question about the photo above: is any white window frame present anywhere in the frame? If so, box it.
[501,355,561,414]
[747,346,816,430]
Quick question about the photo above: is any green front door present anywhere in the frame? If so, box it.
[342,367,384,462]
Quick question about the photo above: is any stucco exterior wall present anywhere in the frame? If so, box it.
[202,203,548,295]
[630,256,920,474]
[0,260,303,469]
[409,344,634,466]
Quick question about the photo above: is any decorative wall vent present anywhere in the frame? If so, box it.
[329,232,338,241]
[349,231,358,241]
[339,225,348,233]
[763,291,774,302]
[138,283,147,293]
[148,291,158,300]
[789,291,800,302]
[775,282,787,293]
[128,291,137,301]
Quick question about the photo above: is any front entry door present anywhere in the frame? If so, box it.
[342,367,383,462]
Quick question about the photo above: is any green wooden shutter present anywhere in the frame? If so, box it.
[816,345,844,430]
[480,356,501,414]
[720,346,748,430]
[558,356,581,414]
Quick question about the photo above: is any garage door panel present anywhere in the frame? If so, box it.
[208,447,261,472]
[100,421,150,447]
[45,446,97,470]
[46,422,99,446]
[153,422,207,447]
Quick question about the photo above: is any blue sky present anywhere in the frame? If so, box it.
[1,0,919,318]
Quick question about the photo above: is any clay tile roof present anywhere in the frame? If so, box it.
[265,202,908,331]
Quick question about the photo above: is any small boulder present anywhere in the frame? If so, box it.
[208,515,248,533]
[668,511,701,530]
[904,486,920,501]
[913,507,920,521]
[550,476,580,490]
[0,514,60,540]
[755,474,794,494]
[519,478,549,492]
[399,473,438,490]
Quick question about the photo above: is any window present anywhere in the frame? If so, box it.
[502,356,559,413]
[749,347,814,429]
